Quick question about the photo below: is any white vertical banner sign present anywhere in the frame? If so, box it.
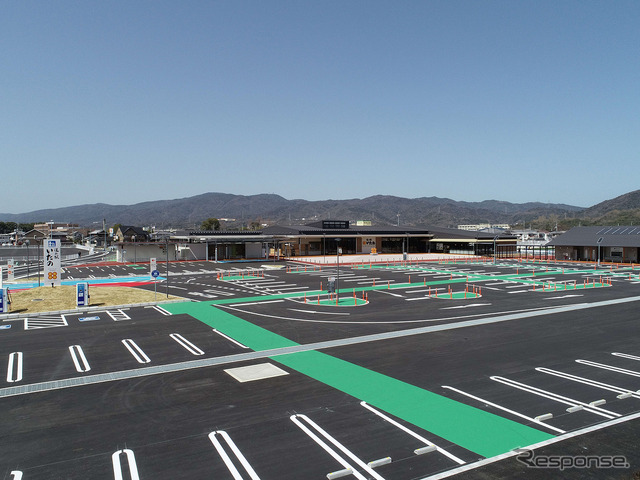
[150,257,157,277]
[7,259,14,282]
[44,239,62,286]
[0,266,3,289]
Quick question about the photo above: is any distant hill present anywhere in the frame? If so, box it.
[582,190,640,217]
[3,190,637,230]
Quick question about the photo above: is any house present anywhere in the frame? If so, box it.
[114,226,150,243]
[548,226,640,263]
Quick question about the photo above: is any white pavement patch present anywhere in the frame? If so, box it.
[224,362,289,383]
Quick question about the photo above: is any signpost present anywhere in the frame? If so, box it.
[7,259,14,282]
[151,269,160,301]
[150,258,157,277]
[44,239,62,286]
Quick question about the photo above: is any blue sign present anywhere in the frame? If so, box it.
[151,270,160,278]
[79,316,100,322]
[0,324,10,330]
[0,288,5,313]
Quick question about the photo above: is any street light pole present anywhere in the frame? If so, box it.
[597,237,603,267]
[335,238,341,304]
[165,236,169,298]
[25,240,30,281]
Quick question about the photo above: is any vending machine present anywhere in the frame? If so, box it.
[76,282,90,307]
[0,288,8,313]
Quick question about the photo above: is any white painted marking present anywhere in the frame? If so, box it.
[577,359,640,377]
[290,415,370,480]
[361,401,467,463]
[202,288,235,296]
[288,309,351,316]
[10,471,23,480]
[441,386,565,433]
[107,309,131,321]
[212,329,249,349]
[170,333,204,355]
[24,315,68,330]
[543,295,584,300]
[375,290,404,298]
[507,290,531,294]
[68,345,91,372]
[227,300,285,307]
[149,305,172,315]
[112,449,140,480]
[6,352,23,383]
[535,367,640,399]
[208,430,261,480]
[421,410,640,480]
[490,376,619,418]
[121,339,151,364]
[441,304,491,310]
[612,352,640,362]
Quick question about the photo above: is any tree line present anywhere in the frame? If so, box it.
[0,222,35,234]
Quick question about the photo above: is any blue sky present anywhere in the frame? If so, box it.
[2,1,638,214]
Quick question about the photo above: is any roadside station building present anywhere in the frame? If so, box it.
[170,220,518,261]
[548,226,640,263]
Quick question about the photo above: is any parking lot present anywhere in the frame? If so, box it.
[2,258,640,479]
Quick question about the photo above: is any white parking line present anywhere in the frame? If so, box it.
[490,376,619,419]
[612,352,640,362]
[361,401,467,463]
[441,386,565,434]
[535,367,640,399]
[121,339,151,364]
[147,305,172,315]
[68,345,91,373]
[112,449,140,480]
[6,352,23,383]
[577,359,640,378]
[291,414,381,480]
[375,290,404,298]
[208,430,261,480]
[170,333,204,356]
[212,329,250,349]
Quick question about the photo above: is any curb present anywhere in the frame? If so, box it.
[0,298,192,321]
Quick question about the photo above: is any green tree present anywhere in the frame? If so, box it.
[201,217,221,231]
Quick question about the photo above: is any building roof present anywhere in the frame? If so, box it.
[548,226,640,248]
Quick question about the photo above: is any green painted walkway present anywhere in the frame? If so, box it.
[165,301,553,458]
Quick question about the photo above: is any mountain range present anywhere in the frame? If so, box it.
[2,190,640,230]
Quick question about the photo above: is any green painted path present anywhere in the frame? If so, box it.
[165,300,553,458]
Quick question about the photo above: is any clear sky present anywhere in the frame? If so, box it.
[2,0,638,214]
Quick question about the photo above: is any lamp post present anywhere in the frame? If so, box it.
[37,237,41,286]
[335,238,341,304]
[597,237,603,267]
[493,234,500,265]
[165,235,169,298]
[25,240,30,281]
